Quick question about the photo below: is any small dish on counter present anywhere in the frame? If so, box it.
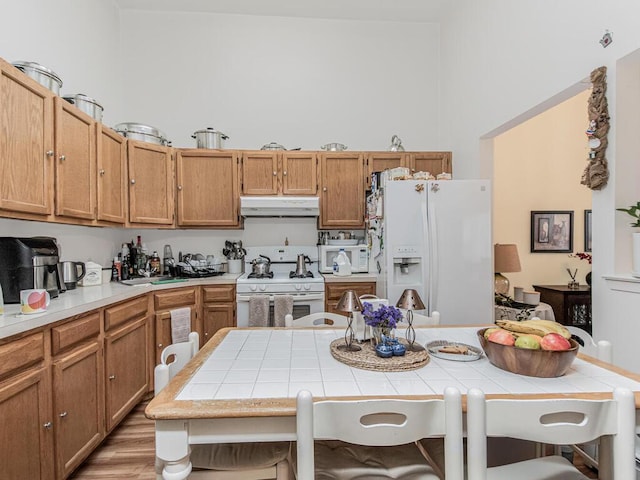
[426,340,483,362]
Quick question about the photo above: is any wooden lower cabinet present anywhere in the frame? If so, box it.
[153,288,198,363]
[325,282,376,314]
[0,366,53,480]
[201,285,236,347]
[104,314,149,432]
[52,341,104,479]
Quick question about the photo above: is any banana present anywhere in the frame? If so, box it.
[495,319,571,339]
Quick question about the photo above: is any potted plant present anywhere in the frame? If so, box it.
[616,202,640,277]
[361,302,403,346]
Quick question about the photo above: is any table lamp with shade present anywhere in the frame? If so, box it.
[335,289,363,352]
[396,288,425,352]
[494,243,521,296]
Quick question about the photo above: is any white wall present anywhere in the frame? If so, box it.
[438,0,640,371]
[118,11,441,151]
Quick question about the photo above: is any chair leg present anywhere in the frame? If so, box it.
[276,459,291,479]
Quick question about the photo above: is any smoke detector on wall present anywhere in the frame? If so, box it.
[599,30,613,48]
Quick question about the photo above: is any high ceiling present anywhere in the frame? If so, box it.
[113,0,448,23]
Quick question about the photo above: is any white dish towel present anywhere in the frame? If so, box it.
[274,295,293,327]
[171,307,191,343]
[249,295,270,327]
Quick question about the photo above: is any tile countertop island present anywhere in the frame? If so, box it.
[0,274,241,340]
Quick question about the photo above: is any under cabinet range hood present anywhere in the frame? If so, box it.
[240,196,320,217]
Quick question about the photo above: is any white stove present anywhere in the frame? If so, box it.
[236,246,325,326]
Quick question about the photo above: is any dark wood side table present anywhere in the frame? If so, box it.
[532,285,592,334]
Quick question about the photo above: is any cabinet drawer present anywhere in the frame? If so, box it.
[202,284,235,303]
[326,282,376,300]
[104,295,149,331]
[154,288,197,311]
[0,332,45,378]
[51,311,101,356]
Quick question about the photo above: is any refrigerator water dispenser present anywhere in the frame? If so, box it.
[392,257,422,285]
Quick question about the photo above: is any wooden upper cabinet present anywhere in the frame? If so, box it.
[176,150,240,227]
[96,125,127,224]
[0,58,54,216]
[54,97,96,220]
[409,151,452,176]
[241,151,317,195]
[127,140,174,226]
[241,151,278,195]
[365,152,408,189]
[319,152,365,229]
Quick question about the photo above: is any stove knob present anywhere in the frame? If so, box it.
[259,285,267,292]
[304,284,311,291]
[295,284,302,291]
[250,285,257,291]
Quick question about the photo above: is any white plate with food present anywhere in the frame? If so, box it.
[426,340,483,362]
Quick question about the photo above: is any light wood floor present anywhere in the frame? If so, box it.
[69,400,598,479]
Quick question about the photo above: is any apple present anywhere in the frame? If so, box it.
[488,329,516,346]
[484,327,502,339]
[514,334,542,350]
[540,333,571,351]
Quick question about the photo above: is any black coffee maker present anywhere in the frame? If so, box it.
[0,237,63,303]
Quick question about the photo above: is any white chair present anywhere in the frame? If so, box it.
[284,312,349,327]
[565,325,612,363]
[154,332,291,480]
[466,387,636,480]
[411,310,440,326]
[295,387,464,480]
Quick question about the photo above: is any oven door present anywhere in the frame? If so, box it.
[236,292,325,327]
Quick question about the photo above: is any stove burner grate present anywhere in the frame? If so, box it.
[289,271,314,278]
[247,272,274,279]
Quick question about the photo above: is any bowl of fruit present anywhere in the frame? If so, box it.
[477,319,579,377]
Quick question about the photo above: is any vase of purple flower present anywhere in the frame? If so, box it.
[362,302,403,347]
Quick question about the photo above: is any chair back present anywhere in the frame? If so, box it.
[466,387,636,480]
[296,387,464,480]
[411,310,440,326]
[565,325,612,363]
[284,312,349,327]
[154,331,200,395]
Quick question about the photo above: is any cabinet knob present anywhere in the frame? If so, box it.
[158,343,163,349]
[204,332,209,337]
[99,169,105,176]
[108,375,116,380]
[177,185,183,191]
[273,171,277,176]
[323,187,327,192]
[283,171,287,176]
[130,179,136,185]
[46,150,54,157]
[43,422,52,429]
[59,411,68,418]
[59,154,66,162]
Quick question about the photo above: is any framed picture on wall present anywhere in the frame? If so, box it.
[530,211,573,253]
[584,209,592,252]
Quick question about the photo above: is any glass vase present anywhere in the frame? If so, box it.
[371,326,393,347]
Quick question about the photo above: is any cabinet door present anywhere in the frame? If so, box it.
[365,152,408,190]
[154,308,197,364]
[325,282,376,314]
[281,152,317,195]
[409,152,452,175]
[96,125,126,224]
[176,150,239,227]
[0,367,53,480]
[52,341,104,479]
[127,140,174,225]
[319,153,365,229]
[202,303,235,346]
[104,316,149,432]
[241,151,279,195]
[0,59,54,216]
[54,97,96,220]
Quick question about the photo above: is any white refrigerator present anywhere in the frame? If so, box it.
[372,179,493,325]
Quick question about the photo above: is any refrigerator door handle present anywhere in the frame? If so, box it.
[421,193,435,313]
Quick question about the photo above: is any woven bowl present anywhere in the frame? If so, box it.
[477,328,579,378]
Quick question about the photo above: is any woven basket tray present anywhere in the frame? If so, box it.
[330,338,430,371]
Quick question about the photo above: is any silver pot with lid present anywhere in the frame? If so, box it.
[321,142,348,151]
[192,127,229,149]
[114,122,171,146]
[261,142,286,151]
[388,135,405,152]
[62,94,103,122]
[12,61,63,95]
[250,255,272,276]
